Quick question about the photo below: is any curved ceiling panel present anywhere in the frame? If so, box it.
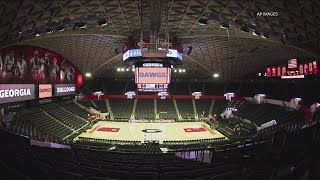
[1,0,319,80]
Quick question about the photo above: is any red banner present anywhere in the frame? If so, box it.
[97,127,120,132]
[184,128,206,132]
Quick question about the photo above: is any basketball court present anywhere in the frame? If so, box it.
[76,121,227,144]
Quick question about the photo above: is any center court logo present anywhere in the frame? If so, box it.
[142,129,162,133]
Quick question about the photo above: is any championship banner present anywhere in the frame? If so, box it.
[55,84,76,96]
[0,84,35,104]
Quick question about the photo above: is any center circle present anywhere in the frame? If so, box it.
[142,129,162,133]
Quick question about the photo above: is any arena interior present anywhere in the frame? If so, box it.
[0,0,320,179]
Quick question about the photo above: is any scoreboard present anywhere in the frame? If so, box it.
[122,39,183,65]
[137,84,168,92]
[134,63,171,92]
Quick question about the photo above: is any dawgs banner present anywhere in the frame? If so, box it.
[0,84,35,104]
[0,46,84,88]
[39,84,52,98]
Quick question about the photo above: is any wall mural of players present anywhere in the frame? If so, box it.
[0,46,81,84]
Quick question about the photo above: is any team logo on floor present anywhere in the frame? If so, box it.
[142,129,162,133]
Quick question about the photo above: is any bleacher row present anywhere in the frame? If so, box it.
[78,98,305,127]
[78,99,228,120]
[163,137,226,145]
[10,98,306,147]
[234,101,305,126]
[78,137,141,145]
[10,101,88,141]
[1,122,319,180]
[84,80,320,106]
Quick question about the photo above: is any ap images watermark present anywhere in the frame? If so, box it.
[256,12,279,17]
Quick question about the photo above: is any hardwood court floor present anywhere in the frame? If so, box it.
[76,121,226,144]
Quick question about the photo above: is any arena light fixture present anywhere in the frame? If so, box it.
[85,72,92,77]
[252,30,260,36]
[57,26,65,32]
[98,19,107,27]
[198,18,208,25]
[79,24,87,29]
[120,68,125,72]
[116,68,120,72]
[182,69,186,73]
[73,22,87,30]
[213,73,219,78]
[186,45,193,55]
[220,22,229,29]
[126,68,129,72]
[77,22,87,29]
[45,28,53,34]
[261,32,269,39]
[240,24,250,32]
[174,69,177,72]
[178,69,182,73]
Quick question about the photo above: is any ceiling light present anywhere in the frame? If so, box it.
[198,18,208,26]
[85,72,92,77]
[174,69,177,72]
[220,22,229,29]
[126,68,129,71]
[35,33,41,37]
[121,68,125,72]
[261,32,269,39]
[79,25,87,29]
[116,68,120,72]
[186,46,193,55]
[213,73,219,78]
[252,30,260,36]
[240,24,250,32]
[45,28,53,34]
[74,22,86,30]
[182,69,186,72]
[98,19,107,27]
[178,69,182,73]
[57,26,65,32]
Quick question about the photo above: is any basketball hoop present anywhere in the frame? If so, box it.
[141,42,171,58]
[140,28,171,59]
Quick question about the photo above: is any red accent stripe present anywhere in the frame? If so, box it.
[184,128,206,132]
[97,127,120,132]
